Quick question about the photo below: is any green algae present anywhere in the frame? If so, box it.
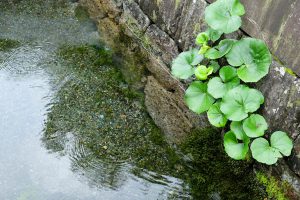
[43,44,184,176]
[256,172,291,200]
[285,67,297,77]
[179,128,265,199]
[74,5,90,21]
[0,38,21,51]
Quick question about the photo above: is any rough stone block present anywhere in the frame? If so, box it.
[138,0,186,37]
[144,24,179,64]
[145,76,209,144]
[258,61,300,140]
[120,0,150,36]
[174,0,207,50]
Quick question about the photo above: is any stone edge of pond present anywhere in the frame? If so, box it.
[78,0,300,199]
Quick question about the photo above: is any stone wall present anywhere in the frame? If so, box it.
[208,0,300,76]
[80,0,300,197]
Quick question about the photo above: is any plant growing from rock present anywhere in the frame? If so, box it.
[171,0,293,165]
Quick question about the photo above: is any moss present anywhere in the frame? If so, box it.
[256,172,290,200]
[179,128,265,199]
[285,67,297,77]
[74,5,90,21]
[0,38,21,51]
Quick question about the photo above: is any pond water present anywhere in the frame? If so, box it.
[0,1,264,200]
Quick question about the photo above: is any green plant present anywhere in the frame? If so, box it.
[171,0,293,165]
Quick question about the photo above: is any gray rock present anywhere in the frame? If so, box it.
[145,24,179,64]
[145,76,209,144]
[121,0,150,34]
[258,61,300,140]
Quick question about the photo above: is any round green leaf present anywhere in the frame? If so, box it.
[219,66,237,82]
[230,121,245,140]
[196,32,209,45]
[206,27,223,42]
[243,114,268,138]
[220,85,264,121]
[205,0,245,34]
[251,131,293,165]
[251,138,282,165]
[226,38,272,82]
[271,131,293,156]
[184,81,215,114]
[207,102,227,127]
[207,76,240,99]
[171,49,204,79]
[205,39,235,59]
[224,131,249,160]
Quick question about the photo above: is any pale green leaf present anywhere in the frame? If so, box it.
[184,81,215,114]
[207,101,228,127]
[271,131,293,156]
[220,85,264,121]
[243,114,268,138]
[171,49,204,79]
[205,39,235,59]
[226,38,272,82]
[224,131,249,160]
[205,0,245,34]
[230,121,245,140]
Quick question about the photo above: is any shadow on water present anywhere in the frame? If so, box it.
[41,36,264,200]
[0,0,266,199]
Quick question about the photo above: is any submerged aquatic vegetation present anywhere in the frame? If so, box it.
[0,38,21,51]
[42,44,264,199]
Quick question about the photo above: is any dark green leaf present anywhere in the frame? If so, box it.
[209,61,220,73]
[219,65,237,82]
[206,27,223,42]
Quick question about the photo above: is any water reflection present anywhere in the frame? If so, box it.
[0,0,190,199]
[42,44,190,198]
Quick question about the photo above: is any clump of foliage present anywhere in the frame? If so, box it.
[171,0,293,165]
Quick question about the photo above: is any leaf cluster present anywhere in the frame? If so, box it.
[171,0,293,165]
